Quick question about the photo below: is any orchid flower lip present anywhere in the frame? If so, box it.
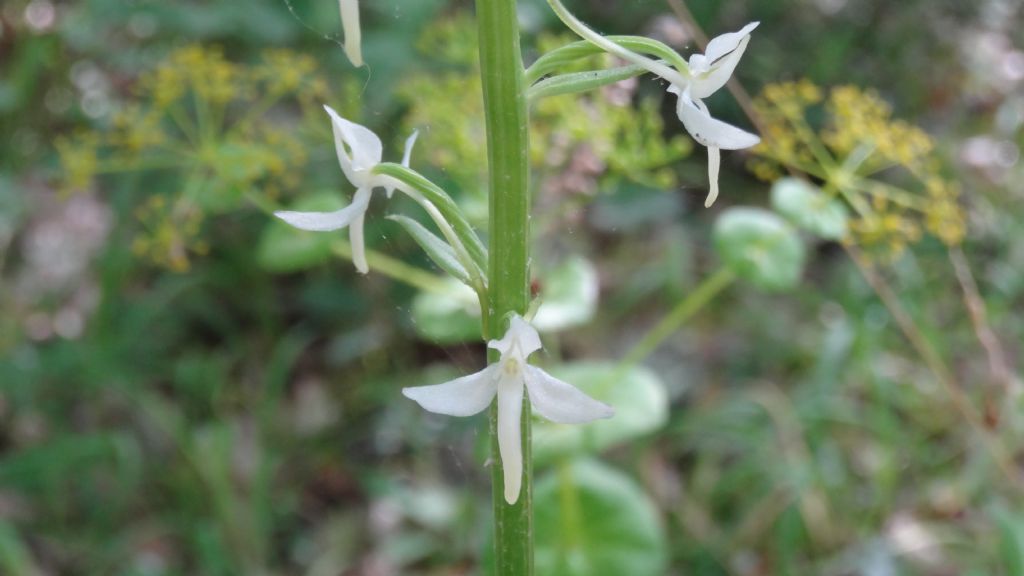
[401,315,614,504]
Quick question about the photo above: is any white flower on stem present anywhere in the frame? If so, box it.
[338,0,363,67]
[274,105,418,274]
[402,315,614,504]
[546,0,760,206]
[668,22,760,207]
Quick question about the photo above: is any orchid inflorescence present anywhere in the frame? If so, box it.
[278,1,764,505]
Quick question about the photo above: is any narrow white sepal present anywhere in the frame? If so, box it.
[524,366,615,424]
[273,188,371,232]
[385,130,420,199]
[402,130,419,168]
[338,0,363,67]
[401,365,499,416]
[705,146,721,208]
[496,378,524,504]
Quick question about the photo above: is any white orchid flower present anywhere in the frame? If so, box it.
[338,0,363,67]
[546,0,760,206]
[402,315,614,504]
[274,105,418,274]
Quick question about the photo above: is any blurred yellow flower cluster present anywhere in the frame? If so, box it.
[56,45,331,270]
[750,81,965,258]
[397,19,690,207]
[131,196,209,273]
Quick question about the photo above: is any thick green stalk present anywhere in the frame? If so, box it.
[476,0,533,573]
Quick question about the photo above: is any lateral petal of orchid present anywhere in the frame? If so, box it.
[496,377,524,504]
[273,188,371,232]
[402,130,419,168]
[338,0,363,67]
[703,22,759,64]
[488,315,543,359]
[324,105,382,184]
[676,93,760,150]
[689,34,752,99]
[523,366,615,424]
[385,130,420,199]
[402,364,499,417]
[705,146,721,207]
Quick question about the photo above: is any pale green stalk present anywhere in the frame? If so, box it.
[476,0,533,573]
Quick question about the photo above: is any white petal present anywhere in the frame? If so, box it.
[385,130,420,199]
[273,188,371,232]
[676,92,760,150]
[402,130,419,168]
[401,364,499,416]
[524,366,615,424]
[687,53,709,75]
[324,105,382,185]
[339,0,363,67]
[488,315,542,359]
[689,33,752,99]
[496,378,524,504]
[705,146,721,208]
[703,22,759,64]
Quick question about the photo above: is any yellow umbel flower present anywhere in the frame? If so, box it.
[751,81,966,259]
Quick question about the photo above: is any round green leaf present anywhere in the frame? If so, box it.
[533,257,599,332]
[713,208,806,292]
[256,192,345,273]
[770,177,848,240]
[410,278,482,344]
[533,362,668,464]
[535,459,667,576]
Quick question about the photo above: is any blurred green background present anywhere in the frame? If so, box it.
[1,0,1023,574]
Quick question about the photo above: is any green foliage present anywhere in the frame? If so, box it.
[388,214,472,285]
[771,177,849,240]
[411,278,482,344]
[532,256,599,332]
[534,459,667,576]
[2,0,1022,574]
[533,362,668,464]
[397,20,691,200]
[256,192,341,272]
[713,208,806,291]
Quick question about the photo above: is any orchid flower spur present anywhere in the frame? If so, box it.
[402,315,614,504]
[546,0,760,206]
[338,0,363,67]
[274,105,417,274]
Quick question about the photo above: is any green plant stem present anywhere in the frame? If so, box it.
[330,241,450,294]
[610,267,735,385]
[476,0,533,573]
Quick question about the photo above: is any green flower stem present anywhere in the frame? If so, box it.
[527,64,649,102]
[476,0,533,573]
[372,163,489,272]
[608,267,735,388]
[330,241,451,294]
[524,36,688,85]
[242,191,451,295]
